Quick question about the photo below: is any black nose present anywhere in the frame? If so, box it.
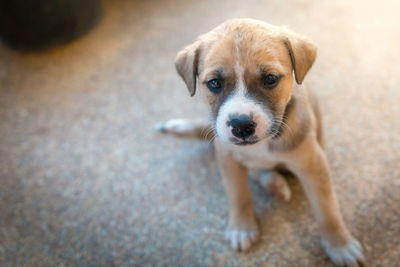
[228,114,256,140]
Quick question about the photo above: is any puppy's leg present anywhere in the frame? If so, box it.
[259,171,291,202]
[215,142,259,251]
[156,119,214,140]
[288,138,365,266]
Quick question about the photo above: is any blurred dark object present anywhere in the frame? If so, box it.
[0,0,102,51]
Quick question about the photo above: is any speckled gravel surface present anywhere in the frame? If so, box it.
[1,0,399,266]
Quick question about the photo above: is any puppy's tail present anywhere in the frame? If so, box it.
[155,119,215,141]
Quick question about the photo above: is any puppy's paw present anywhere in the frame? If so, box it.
[225,227,259,251]
[259,171,291,202]
[322,238,366,266]
[155,118,195,135]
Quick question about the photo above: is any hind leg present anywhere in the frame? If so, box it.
[156,119,213,140]
[259,171,291,202]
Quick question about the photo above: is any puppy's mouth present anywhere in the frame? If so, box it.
[229,137,260,146]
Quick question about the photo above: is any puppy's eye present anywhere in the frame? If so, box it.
[207,79,223,93]
[263,74,281,89]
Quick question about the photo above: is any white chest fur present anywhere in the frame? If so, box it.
[227,139,279,170]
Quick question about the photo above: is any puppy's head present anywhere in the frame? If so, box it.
[175,19,316,145]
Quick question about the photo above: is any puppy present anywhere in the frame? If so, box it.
[159,19,365,266]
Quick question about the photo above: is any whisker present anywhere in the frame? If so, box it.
[271,116,294,138]
[200,124,211,138]
[204,126,214,140]
[206,125,217,146]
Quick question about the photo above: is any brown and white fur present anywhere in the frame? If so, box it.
[158,19,365,266]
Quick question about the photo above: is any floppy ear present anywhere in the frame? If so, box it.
[175,41,201,96]
[283,30,317,84]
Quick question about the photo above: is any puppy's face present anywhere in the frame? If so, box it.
[176,19,316,145]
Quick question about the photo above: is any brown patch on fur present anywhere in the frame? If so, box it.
[269,96,310,151]
[207,69,237,119]
[309,88,325,148]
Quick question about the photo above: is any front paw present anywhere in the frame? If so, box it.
[225,226,259,251]
[322,238,366,266]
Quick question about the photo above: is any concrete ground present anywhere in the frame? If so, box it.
[1,0,399,266]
